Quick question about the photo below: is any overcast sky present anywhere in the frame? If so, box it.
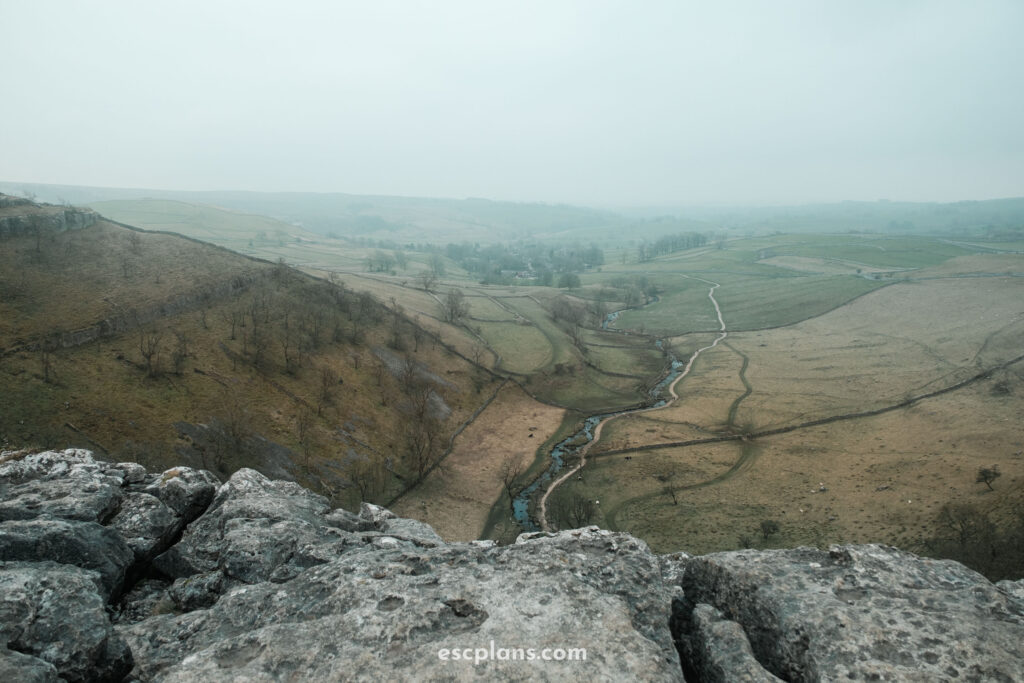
[2,1,1022,205]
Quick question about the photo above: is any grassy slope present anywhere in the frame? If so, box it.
[0,204,488,510]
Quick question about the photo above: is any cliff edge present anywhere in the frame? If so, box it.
[1,449,1021,681]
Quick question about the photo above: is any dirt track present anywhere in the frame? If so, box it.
[538,276,728,530]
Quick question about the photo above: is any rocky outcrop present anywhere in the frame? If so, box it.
[0,202,98,238]
[673,545,1024,681]
[0,450,217,679]
[1,449,1022,681]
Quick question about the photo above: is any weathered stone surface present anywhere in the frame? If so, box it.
[998,578,1024,602]
[674,544,1024,682]
[109,493,178,560]
[144,466,220,518]
[0,449,123,523]
[0,448,99,484]
[167,571,226,611]
[119,527,683,682]
[0,647,60,683]
[324,506,374,532]
[152,468,349,586]
[4,449,1024,681]
[0,561,132,682]
[0,518,134,599]
[115,579,174,625]
[685,604,782,682]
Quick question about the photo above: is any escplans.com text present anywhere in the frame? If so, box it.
[438,640,586,665]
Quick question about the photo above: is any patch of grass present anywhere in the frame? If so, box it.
[476,321,553,374]
[782,236,973,269]
[584,343,664,377]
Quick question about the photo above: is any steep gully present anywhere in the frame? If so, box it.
[510,277,728,532]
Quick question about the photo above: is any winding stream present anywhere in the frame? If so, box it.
[511,277,727,531]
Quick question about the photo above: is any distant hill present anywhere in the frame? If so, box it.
[4,181,1022,242]
[662,198,1024,236]
[0,182,623,244]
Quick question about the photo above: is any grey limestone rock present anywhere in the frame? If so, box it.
[152,468,359,589]
[673,544,1024,682]
[0,647,60,683]
[0,561,132,682]
[109,493,178,560]
[143,466,220,518]
[686,604,782,682]
[118,526,683,682]
[324,506,374,532]
[4,448,1024,682]
[0,449,123,523]
[0,518,134,600]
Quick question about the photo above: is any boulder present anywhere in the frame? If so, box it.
[109,493,178,560]
[152,468,417,599]
[0,647,60,683]
[0,518,134,600]
[673,544,1024,681]
[143,466,219,519]
[0,561,132,682]
[118,527,683,682]
[0,449,123,523]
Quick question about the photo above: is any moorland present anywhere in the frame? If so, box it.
[3,184,1022,579]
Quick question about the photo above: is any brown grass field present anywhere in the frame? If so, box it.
[549,275,1024,555]
[391,382,566,540]
[588,377,1022,555]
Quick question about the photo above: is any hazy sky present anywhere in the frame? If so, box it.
[2,1,1022,205]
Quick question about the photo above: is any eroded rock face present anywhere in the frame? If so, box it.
[122,527,682,682]
[0,561,132,682]
[0,450,218,680]
[673,545,1024,682]
[2,448,1023,682]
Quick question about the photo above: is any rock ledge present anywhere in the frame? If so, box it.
[1,449,1022,681]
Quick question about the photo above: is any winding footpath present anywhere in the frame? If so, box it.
[538,276,728,530]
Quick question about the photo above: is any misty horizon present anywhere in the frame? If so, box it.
[3,1,1023,205]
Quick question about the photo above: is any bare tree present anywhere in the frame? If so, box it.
[281,312,301,375]
[657,468,679,505]
[976,466,1002,491]
[139,330,162,377]
[317,365,338,415]
[442,288,469,324]
[207,391,253,472]
[248,325,272,370]
[171,330,190,373]
[223,308,244,340]
[417,270,437,292]
[403,384,447,483]
[760,519,780,541]
[295,410,315,471]
[349,454,386,503]
[400,355,420,393]
[499,455,523,501]
[404,416,442,483]
[411,316,425,352]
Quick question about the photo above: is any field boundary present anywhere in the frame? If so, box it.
[593,351,1024,459]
